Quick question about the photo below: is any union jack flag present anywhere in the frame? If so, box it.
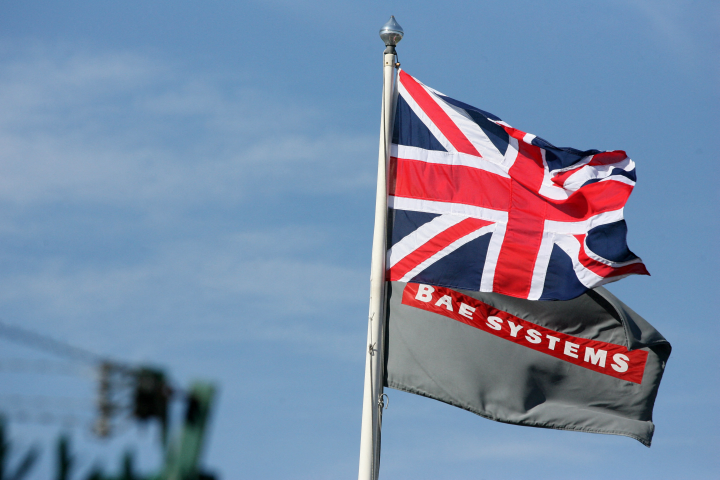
[386,71,649,300]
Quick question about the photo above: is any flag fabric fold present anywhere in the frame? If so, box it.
[387,71,648,300]
[383,281,670,446]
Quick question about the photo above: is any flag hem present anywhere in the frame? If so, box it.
[384,381,654,447]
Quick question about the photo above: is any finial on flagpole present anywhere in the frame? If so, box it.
[379,16,403,54]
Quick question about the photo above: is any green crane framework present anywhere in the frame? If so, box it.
[0,320,219,480]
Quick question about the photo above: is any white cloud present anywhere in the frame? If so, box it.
[0,46,376,207]
[620,0,717,65]
[0,225,368,360]
[0,46,377,366]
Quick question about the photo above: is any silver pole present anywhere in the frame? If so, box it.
[358,16,403,480]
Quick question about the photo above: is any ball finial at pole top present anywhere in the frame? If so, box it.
[379,16,403,47]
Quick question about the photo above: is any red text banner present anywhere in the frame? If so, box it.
[401,283,648,384]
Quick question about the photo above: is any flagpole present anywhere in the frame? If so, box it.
[358,16,403,480]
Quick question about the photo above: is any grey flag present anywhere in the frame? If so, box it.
[383,281,671,446]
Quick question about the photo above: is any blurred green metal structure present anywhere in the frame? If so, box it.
[0,378,217,480]
[159,382,217,480]
[0,417,40,480]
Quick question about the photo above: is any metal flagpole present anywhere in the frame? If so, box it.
[358,16,403,480]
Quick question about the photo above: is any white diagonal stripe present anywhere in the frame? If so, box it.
[551,234,639,293]
[427,89,507,165]
[563,157,635,191]
[397,81,456,154]
[544,209,624,235]
[501,136,519,171]
[552,234,603,288]
[581,236,645,268]
[479,221,506,292]
[387,214,466,268]
[398,223,497,283]
[538,152,592,200]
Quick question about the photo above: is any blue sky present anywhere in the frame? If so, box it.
[0,1,717,479]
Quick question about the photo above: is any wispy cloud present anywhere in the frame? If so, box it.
[0,46,374,362]
[620,0,718,67]
[0,226,368,359]
[0,46,375,207]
